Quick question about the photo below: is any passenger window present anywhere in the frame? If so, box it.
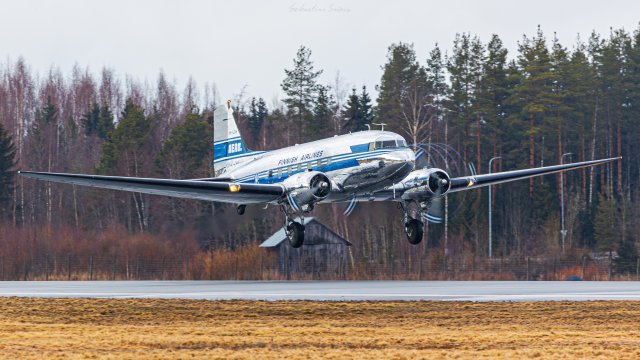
[288,165,292,174]
[316,159,321,168]
[383,140,396,148]
[268,170,273,177]
[297,163,302,172]
[368,142,375,151]
[396,140,407,147]
[327,157,332,165]
[277,168,282,177]
[375,141,383,149]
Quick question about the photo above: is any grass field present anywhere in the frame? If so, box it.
[0,298,639,359]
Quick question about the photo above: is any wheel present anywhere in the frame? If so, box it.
[287,221,305,248]
[405,218,424,245]
[236,205,246,215]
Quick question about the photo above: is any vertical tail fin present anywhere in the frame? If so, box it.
[213,101,254,177]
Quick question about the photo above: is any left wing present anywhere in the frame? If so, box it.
[448,157,620,193]
[18,171,284,204]
[367,157,620,202]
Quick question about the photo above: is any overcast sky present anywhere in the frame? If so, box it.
[2,0,639,105]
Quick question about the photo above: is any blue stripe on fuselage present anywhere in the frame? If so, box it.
[236,148,386,181]
[235,147,394,184]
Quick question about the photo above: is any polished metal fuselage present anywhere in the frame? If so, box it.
[221,131,416,203]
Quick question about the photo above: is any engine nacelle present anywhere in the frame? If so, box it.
[398,168,451,201]
[282,171,332,210]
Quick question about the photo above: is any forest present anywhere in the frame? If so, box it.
[0,25,639,279]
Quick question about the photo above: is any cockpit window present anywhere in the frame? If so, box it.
[383,140,396,148]
[373,140,400,149]
[371,139,407,149]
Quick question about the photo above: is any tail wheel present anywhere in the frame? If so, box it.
[287,221,305,248]
[405,218,424,245]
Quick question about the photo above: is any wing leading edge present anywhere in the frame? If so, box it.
[448,157,621,193]
[18,171,284,204]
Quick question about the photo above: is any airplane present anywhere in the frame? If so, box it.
[19,101,620,248]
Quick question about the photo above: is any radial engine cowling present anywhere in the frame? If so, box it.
[282,171,332,211]
[400,168,451,201]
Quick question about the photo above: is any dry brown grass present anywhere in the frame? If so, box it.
[0,298,639,359]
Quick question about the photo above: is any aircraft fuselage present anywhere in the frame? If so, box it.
[220,130,416,202]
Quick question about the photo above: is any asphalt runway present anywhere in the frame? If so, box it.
[2,281,640,301]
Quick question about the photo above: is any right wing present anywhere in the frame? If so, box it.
[18,171,284,205]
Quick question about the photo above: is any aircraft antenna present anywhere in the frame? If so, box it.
[374,123,387,131]
[364,124,371,131]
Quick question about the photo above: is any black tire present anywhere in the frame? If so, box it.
[405,218,424,245]
[287,221,305,248]
[236,205,246,215]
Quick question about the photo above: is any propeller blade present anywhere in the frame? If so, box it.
[422,195,444,224]
[343,197,357,216]
[423,174,447,224]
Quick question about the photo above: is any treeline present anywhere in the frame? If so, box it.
[0,25,639,276]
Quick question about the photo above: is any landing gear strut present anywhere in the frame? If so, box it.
[401,201,424,245]
[281,205,305,248]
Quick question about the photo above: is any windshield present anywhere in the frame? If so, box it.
[371,139,408,149]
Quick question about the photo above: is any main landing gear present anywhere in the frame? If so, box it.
[286,221,305,248]
[401,201,424,245]
[405,218,424,245]
[281,205,305,248]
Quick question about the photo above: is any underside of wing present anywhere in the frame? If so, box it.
[18,171,284,205]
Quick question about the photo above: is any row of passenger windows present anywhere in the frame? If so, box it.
[369,139,408,151]
[267,158,333,178]
[265,140,408,178]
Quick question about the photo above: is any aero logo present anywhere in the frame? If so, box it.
[228,142,243,154]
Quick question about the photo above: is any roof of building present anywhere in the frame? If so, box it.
[259,217,352,248]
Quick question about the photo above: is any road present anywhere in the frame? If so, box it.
[2,280,640,301]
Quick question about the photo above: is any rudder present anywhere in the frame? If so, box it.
[213,101,254,177]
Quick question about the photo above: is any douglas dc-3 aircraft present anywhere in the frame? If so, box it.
[20,101,620,248]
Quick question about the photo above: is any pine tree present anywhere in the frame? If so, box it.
[477,35,509,159]
[342,86,373,133]
[594,192,617,255]
[447,33,484,164]
[359,86,374,127]
[342,88,361,132]
[157,108,212,179]
[377,43,431,145]
[0,123,17,209]
[247,97,268,139]
[82,103,101,137]
[98,105,115,139]
[98,98,152,175]
[312,86,333,138]
[509,26,553,197]
[425,44,448,115]
[281,46,323,142]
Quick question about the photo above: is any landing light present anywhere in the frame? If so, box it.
[229,184,241,192]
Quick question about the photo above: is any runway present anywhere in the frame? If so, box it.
[2,281,640,301]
